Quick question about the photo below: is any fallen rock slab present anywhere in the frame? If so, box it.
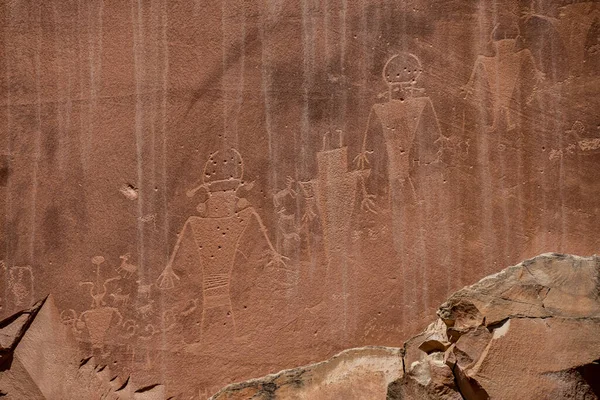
[209,346,404,400]
[212,253,600,399]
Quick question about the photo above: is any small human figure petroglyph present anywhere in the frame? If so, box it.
[8,265,34,308]
[298,181,319,226]
[273,176,301,256]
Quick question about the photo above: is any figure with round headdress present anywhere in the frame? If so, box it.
[156,148,292,342]
[354,52,444,256]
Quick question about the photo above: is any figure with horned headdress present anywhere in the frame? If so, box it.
[156,148,292,341]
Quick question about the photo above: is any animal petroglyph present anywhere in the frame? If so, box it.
[136,280,153,300]
[561,121,600,155]
[156,148,290,337]
[115,254,138,278]
[109,288,130,307]
[137,300,155,319]
[356,53,443,255]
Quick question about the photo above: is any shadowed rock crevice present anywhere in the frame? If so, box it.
[0,295,166,399]
[576,359,600,396]
[0,297,46,372]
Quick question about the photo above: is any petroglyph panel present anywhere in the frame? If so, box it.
[0,0,598,398]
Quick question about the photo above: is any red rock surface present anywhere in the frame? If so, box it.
[0,0,598,397]
[213,253,600,399]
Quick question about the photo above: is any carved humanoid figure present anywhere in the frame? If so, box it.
[462,19,544,131]
[355,53,443,255]
[156,149,288,339]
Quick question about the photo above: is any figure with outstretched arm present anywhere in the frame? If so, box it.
[461,19,545,132]
[156,149,290,338]
[353,53,444,254]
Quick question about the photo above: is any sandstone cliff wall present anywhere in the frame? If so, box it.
[0,0,599,397]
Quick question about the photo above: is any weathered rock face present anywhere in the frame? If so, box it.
[213,254,600,399]
[210,346,404,400]
[0,295,166,399]
[0,0,599,396]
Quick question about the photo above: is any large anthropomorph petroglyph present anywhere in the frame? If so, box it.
[1,1,599,398]
[156,149,292,341]
[355,53,444,255]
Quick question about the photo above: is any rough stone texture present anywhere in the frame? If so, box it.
[0,295,166,399]
[210,346,403,400]
[396,253,600,400]
[213,254,600,399]
[0,0,599,397]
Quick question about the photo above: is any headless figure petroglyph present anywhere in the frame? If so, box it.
[306,130,367,264]
[462,20,544,131]
[356,53,443,255]
[156,149,289,339]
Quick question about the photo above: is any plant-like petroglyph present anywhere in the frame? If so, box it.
[79,257,122,309]
[156,148,291,337]
[61,256,124,353]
